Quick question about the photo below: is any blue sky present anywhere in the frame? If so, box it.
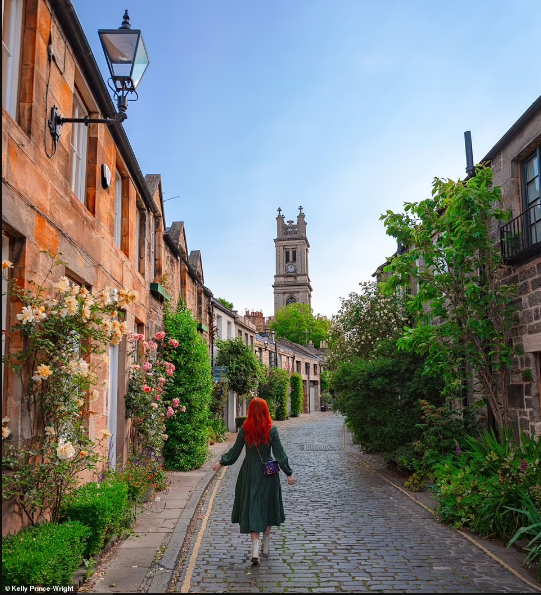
[73,0,540,318]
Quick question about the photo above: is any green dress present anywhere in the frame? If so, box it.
[220,425,293,534]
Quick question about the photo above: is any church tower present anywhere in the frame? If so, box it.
[273,206,312,314]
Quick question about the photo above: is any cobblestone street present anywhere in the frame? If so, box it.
[174,413,539,593]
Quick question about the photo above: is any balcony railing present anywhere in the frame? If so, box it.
[500,202,541,264]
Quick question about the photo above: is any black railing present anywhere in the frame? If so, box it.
[500,202,541,264]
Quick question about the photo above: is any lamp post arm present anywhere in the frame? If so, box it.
[48,105,127,151]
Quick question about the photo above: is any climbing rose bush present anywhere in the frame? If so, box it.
[1,253,133,524]
[125,332,186,454]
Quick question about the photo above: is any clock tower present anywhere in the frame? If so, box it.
[273,206,312,314]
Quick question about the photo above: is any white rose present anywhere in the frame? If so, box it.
[57,440,76,460]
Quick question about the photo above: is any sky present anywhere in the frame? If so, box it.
[73,0,540,318]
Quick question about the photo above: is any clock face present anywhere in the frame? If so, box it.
[286,264,296,273]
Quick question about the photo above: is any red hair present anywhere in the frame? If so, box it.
[243,398,272,447]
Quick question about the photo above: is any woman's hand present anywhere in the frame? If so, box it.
[212,462,222,471]
[287,475,296,486]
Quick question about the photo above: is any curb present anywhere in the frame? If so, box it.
[342,425,541,592]
[146,462,223,592]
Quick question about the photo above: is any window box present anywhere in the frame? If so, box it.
[150,282,170,302]
[197,322,208,333]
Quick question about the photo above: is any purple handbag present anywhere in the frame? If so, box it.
[256,446,280,475]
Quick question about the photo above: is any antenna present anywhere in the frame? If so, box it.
[163,195,181,203]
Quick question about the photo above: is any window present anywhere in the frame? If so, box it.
[250,335,254,346]
[238,329,242,338]
[258,348,263,360]
[114,171,123,247]
[286,296,298,305]
[313,364,317,375]
[522,148,541,246]
[2,233,11,404]
[292,250,296,262]
[244,333,248,346]
[285,250,290,263]
[216,315,223,340]
[296,361,301,374]
[305,362,310,375]
[70,91,88,203]
[2,0,23,118]
[151,216,157,279]
[227,321,232,339]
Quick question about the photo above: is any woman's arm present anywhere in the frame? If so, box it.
[270,426,293,477]
[213,427,246,470]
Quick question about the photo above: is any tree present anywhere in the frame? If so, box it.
[162,305,213,471]
[270,303,330,348]
[327,281,411,370]
[215,338,264,415]
[217,297,234,310]
[379,166,516,430]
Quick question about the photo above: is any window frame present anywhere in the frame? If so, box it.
[114,170,123,247]
[521,147,541,247]
[69,90,89,203]
[2,0,23,119]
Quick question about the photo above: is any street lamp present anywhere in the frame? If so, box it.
[48,10,150,150]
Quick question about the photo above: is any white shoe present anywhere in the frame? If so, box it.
[251,539,260,564]
[262,534,270,556]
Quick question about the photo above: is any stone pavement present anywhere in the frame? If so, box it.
[173,413,540,593]
[87,438,235,593]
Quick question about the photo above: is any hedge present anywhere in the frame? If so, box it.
[2,521,90,587]
[61,479,130,556]
[290,373,303,417]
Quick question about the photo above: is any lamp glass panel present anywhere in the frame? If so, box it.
[131,36,150,89]
[99,31,138,78]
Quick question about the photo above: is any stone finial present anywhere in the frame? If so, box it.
[277,207,282,216]
[298,205,304,215]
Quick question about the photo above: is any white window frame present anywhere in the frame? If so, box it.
[2,0,23,118]
[108,344,119,468]
[114,170,122,247]
[70,90,88,203]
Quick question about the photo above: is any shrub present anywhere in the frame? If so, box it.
[163,305,213,471]
[507,494,541,581]
[208,416,228,443]
[259,367,290,420]
[235,416,247,431]
[2,521,90,587]
[117,449,167,504]
[331,343,444,455]
[290,373,303,417]
[61,479,130,556]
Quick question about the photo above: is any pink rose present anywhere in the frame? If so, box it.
[158,376,166,384]
[155,395,160,401]
[155,331,166,341]
[148,341,158,350]
[143,361,152,371]
[150,403,158,408]
[143,341,149,349]
[168,339,179,348]
[131,364,140,371]
[142,385,151,393]
[180,405,186,413]
[172,398,180,408]
[166,407,175,417]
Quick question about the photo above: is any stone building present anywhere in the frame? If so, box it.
[0,0,208,533]
[273,206,312,313]
[486,97,541,436]
[165,221,213,343]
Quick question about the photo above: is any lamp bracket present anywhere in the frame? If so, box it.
[48,105,127,151]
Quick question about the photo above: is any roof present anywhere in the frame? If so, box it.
[481,96,541,164]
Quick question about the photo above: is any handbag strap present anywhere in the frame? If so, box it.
[255,445,265,465]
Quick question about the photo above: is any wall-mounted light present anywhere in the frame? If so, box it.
[48,10,150,151]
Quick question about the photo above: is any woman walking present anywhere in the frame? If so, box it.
[212,397,296,563]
